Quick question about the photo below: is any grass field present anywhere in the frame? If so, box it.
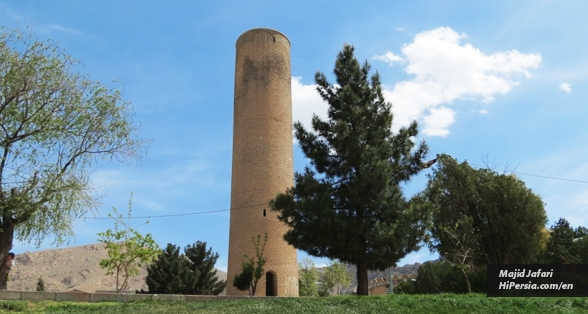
[0,294,587,313]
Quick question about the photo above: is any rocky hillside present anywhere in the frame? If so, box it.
[8,243,227,293]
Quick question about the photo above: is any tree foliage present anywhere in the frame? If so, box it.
[318,260,352,296]
[98,196,160,293]
[233,233,267,296]
[539,218,588,264]
[420,154,547,265]
[184,241,226,295]
[414,262,460,294]
[144,243,197,294]
[233,260,254,294]
[142,241,226,295]
[298,257,318,297]
[270,44,429,295]
[413,262,487,294]
[0,26,145,289]
[432,216,479,293]
[36,277,45,291]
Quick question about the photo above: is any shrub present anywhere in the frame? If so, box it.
[394,280,415,294]
[414,262,479,294]
[36,278,45,291]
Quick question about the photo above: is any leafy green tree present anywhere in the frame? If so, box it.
[540,218,588,264]
[318,261,352,296]
[431,216,479,293]
[298,257,319,297]
[98,196,160,293]
[184,241,226,295]
[536,227,551,261]
[270,44,429,295]
[233,233,267,296]
[0,27,144,289]
[144,243,197,294]
[36,277,45,291]
[233,261,254,294]
[421,154,547,265]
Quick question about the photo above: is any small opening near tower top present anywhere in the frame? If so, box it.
[263,209,266,217]
[273,36,276,42]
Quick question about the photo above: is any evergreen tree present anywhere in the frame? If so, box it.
[270,44,429,295]
[145,243,196,294]
[574,236,588,264]
[184,241,226,295]
[540,218,586,264]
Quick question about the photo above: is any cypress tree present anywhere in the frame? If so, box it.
[542,218,586,264]
[270,44,429,295]
[184,241,226,295]
[145,243,196,294]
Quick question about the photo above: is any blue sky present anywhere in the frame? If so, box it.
[2,0,588,272]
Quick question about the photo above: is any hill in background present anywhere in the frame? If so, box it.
[8,243,227,293]
[8,243,429,295]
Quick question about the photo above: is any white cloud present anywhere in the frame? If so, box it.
[421,106,455,137]
[291,76,329,142]
[380,27,541,136]
[293,27,541,139]
[559,82,572,93]
[135,198,164,211]
[373,51,405,66]
[45,24,82,35]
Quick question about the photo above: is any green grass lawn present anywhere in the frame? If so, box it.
[0,294,587,313]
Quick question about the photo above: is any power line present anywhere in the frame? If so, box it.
[76,202,268,220]
[3,163,587,221]
[468,163,588,184]
[509,171,588,184]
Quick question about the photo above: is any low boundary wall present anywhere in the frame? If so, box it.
[0,291,254,303]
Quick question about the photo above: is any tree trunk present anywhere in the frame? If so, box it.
[116,266,120,292]
[356,261,369,296]
[0,221,15,290]
[461,267,471,293]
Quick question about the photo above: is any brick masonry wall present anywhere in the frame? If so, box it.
[226,28,298,297]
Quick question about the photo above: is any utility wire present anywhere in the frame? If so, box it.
[468,163,588,184]
[77,202,268,220]
[506,171,588,184]
[2,162,587,221]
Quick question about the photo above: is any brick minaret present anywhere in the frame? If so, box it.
[226,28,298,297]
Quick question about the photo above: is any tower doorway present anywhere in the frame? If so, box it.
[266,271,277,296]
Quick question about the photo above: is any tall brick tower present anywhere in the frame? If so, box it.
[226,28,298,297]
